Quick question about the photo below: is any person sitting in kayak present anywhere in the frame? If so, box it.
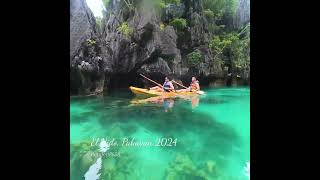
[177,77,200,92]
[150,77,175,92]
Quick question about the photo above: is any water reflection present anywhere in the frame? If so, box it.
[178,95,200,109]
[130,94,200,111]
[163,98,174,112]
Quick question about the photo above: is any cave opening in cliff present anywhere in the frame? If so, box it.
[70,68,81,95]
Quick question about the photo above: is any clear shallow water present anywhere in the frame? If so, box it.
[70,87,250,180]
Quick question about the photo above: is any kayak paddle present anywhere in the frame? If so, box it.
[172,80,204,95]
[139,74,174,92]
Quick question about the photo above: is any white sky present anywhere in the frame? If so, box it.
[86,0,106,18]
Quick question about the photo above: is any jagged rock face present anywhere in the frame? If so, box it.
[234,0,250,28]
[190,12,210,47]
[198,46,224,78]
[102,0,226,88]
[70,0,111,95]
[70,0,95,59]
[178,1,224,80]
[162,3,185,23]
[182,0,203,15]
[138,57,171,75]
[105,2,181,77]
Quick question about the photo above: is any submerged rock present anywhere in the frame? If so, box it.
[164,153,228,180]
[103,158,116,172]
[101,151,138,179]
[165,154,199,179]
[206,160,216,173]
[114,172,126,180]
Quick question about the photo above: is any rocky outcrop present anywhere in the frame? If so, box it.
[104,1,181,76]
[233,0,250,28]
[70,0,111,95]
[162,3,185,23]
[70,0,95,58]
[138,57,171,75]
[178,1,225,81]
[190,12,210,47]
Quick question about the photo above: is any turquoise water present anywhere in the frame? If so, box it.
[70,87,250,180]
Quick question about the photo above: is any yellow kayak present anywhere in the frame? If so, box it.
[129,86,199,97]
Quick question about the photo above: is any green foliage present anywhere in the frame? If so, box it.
[159,1,166,8]
[154,0,166,10]
[203,0,238,20]
[203,9,215,20]
[209,32,239,68]
[95,17,103,29]
[209,30,250,74]
[187,50,203,67]
[208,23,216,33]
[207,22,225,34]
[86,39,96,46]
[231,35,250,72]
[123,0,135,10]
[117,22,133,39]
[203,0,226,16]
[238,23,250,38]
[160,23,166,31]
[209,33,237,55]
[225,0,238,17]
[164,0,180,4]
[103,0,110,7]
[169,18,187,31]
[154,0,180,10]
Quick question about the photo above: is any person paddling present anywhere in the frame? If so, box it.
[150,77,175,92]
[190,77,200,91]
[177,77,200,92]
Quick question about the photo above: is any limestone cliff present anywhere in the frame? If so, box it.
[70,0,250,95]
